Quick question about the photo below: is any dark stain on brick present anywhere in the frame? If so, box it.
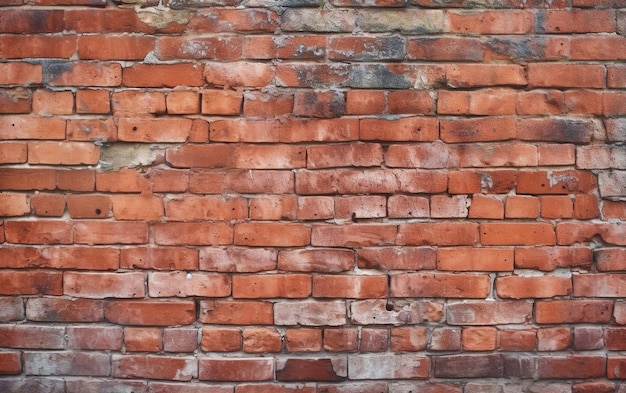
[42,61,73,85]
[487,37,547,61]
[276,358,346,382]
[349,64,412,89]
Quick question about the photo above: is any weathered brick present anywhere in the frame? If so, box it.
[112,354,196,381]
[105,300,196,326]
[349,354,429,379]
[199,358,273,381]
[276,357,347,382]
[24,351,111,376]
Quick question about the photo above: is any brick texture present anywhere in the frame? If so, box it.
[0,0,624,390]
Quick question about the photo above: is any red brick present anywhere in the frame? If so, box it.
[0,115,66,140]
[227,170,294,194]
[0,270,62,295]
[437,247,513,272]
[517,90,563,115]
[0,297,25,321]
[243,91,294,117]
[391,327,427,352]
[277,357,346,382]
[112,194,164,221]
[58,169,96,192]
[67,118,117,142]
[0,351,22,375]
[447,300,532,325]
[528,63,605,88]
[312,224,396,247]
[438,91,469,115]
[515,246,592,271]
[564,90,603,115]
[190,8,279,32]
[446,64,526,87]
[105,300,196,326]
[574,274,626,297]
[480,222,555,246]
[595,248,626,272]
[398,222,479,246]
[536,300,613,324]
[124,327,163,352]
[78,35,154,60]
[573,381,619,393]
[496,275,572,299]
[350,299,442,325]
[324,328,358,352]
[277,248,351,273]
[156,36,242,61]
[608,357,626,379]
[243,327,282,353]
[603,200,626,220]
[294,90,345,118]
[519,170,597,194]
[275,300,346,326]
[408,36,484,62]
[154,222,233,246]
[112,90,165,116]
[235,223,310,247]
[0,9,63,33]
[462,327,497,351]
[243,35,326,60]
[149,271,230,298]
[285,328,322,352]
[388,195,430,219]
[24,351,111,376]
[121,247,197,271]
[540,195,573,219]
[296,196,335,220]
[0,193,29,216]
[123,63,204,87]
[165,91,199,115]
[5,220,72,245]
[199,358,273,382]
[112,354,196,381]
[538,144,575,166]
[276,63,349,88]
[440,117,516,143]
[64,272,145,299]
[449,10,532,34]
[329,35,405,61]
[29,142,99,165]
[0,87,31,114]
[74,221,148,245]
[539,10,615,33]
[608,65,626,88]
[431,195,469,218]
[166,195,246,221]
[468,194,504,219]
[357,247,434,271]
[0,325,65,349]
[204,61,274,88]
[499,330,537,351]
[604,92,626,116]
[0,35,75,59]
[468,88,516,115]
[26,297,104,322]
[572,35,626,61]
[360,117,439,142]
[313,275,387,299]
[233,145,305,169]
[233,274,310,299]
[201,327,241,352]
[46,62,122,87]
[392,273,490,298]
[201,90,242,115]
[0,62,41,85]
[250,195,297,221]
[345,90,385,115]
[0,142,27,164]
[67,326,123,350]
[335,195,386,220]
[117,118,193,143]
[200,300,273,325]
[75,89,110,114]
[163,328,197,353]
[360,328,388,352]
[448,170,517,194]
[348,353,428,380]
[537,356,605,379]
[557,222,626,246]
[200,247,276,273]
[280,118,359,143]
[537,327,571,352]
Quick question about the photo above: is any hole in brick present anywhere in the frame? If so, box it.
[95,208,102,215]
[132,126,138,131]
[385,302,393,311]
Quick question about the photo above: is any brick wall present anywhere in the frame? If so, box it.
[1,0,625,391]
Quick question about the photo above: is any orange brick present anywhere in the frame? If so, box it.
[112,90,166,117]
[446,64,526,88]
[0,62,42,85]
[232,274,311,299]
[124,327,162,352]
[540,195,573,219]
[76,89,110,114]
[0,87,31,114]
[480,222,556,246]
[505,195,540,219]
[437,247,513,272]
[201,328,241,352]
[31,193,66,217]
[469,194,504,219]
[0,115,66,140]
[166,91,200,114]
[462,327,497,351]
[312,275,387,299]
[28,142,99,165]
[0,193,30,216]
[496,275,572,299]
[201,90,242,115]
[112,194,164,221]
[528,63,605,88]
[0,35,75,59]
[345,90,385,115]
[78,35,154,60]
[204,61,274,88]
[123,63,204,87]
[46,62,122,87]
[156,36,242,61]
[449,10,533,34]
[0,142,27,164]
[250,195,297,221]
[243,327,282,353]
[285,329,322,352]
[67,194,112,219]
